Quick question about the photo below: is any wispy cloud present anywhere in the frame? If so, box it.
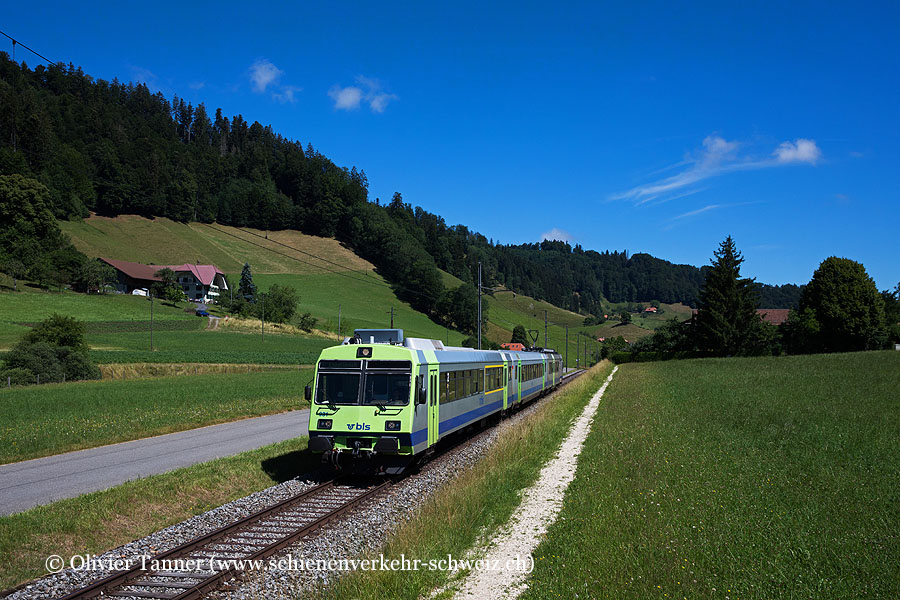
[130,65,160,92]
[329,76,398,113]
[612,135,822,204]
[188,81,206,90]
[540,228,574,243]
[249,59,283,93]
[662,200,763,230]
[273,85,302,103]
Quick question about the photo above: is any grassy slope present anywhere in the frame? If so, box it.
[0,436,319,590]
[523,351,900,600]
[60,214,373,274]
[0,368,313,463]
[253,272,467,345]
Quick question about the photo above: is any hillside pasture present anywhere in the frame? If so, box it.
[60,214,373,274]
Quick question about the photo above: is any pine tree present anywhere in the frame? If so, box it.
[511,325,529,345]
[239,262,257,301]
[695,236,767,355]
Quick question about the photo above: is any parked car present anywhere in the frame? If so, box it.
[132,288,149,297]
[196,309,210,317]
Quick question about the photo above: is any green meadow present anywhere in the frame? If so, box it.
[0,368,313,463]
[524,351,900,599]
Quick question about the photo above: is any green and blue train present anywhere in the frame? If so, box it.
[306,329,563,473]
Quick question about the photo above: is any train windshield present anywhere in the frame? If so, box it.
[315,373,360,405]
[362,373,411,406]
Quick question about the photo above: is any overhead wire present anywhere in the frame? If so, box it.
[0,30,57,65]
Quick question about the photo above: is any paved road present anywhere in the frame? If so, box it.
[0,410,310,516]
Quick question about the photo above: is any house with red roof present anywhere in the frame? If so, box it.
[100,258,228,303]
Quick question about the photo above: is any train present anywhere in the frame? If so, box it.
[306,329,563,473]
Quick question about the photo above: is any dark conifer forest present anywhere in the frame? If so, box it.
[0,54,801,316]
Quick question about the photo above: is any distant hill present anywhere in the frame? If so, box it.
[1,54,800,312]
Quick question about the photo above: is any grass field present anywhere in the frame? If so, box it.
[0,436,318,590]
[522,351,900,599]
[86,329,330,365]
[60,214,373,274]
[321,363,614,600]
[252,272,468,345]
[0,369,313,463]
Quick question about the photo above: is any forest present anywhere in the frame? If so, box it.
[0,53,802,320]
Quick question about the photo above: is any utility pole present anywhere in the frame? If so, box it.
[584,337,588,367]
[388,306,394,328]
[565,326,568,372]
[261,293,265,342]
[544,310,548,348]
[576,334,579,367]
[338,304,342,337]
[477,262,482,350]
[149,291,154,351]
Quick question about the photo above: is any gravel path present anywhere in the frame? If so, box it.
[5,389,560,600]
[449,366,617,600]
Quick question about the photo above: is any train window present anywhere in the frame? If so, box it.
[441,373,448,403]
[316,373,360,405]
[318,360,361,370]
[362,373,410,406]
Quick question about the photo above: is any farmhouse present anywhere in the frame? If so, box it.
[100,258,228,303]
[756,308,790,326]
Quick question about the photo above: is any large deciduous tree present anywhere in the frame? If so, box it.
[695,236,771,356]
[795,257,886,352]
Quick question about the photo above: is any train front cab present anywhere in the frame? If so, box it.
[307,343,425,473]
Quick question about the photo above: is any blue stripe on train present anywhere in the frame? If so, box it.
[439,400,503,435]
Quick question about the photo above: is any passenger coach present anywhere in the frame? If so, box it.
[306,329,562,473]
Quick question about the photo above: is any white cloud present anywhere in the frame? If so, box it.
[329,76,398,113]
[540,228,574,243]
[612,135,823,204]
[773,139,821,164]
[249,59,283,93]
[273,85,302,103]
[369,92,399,113]
[188,81,205,90]
[329,85,363,110]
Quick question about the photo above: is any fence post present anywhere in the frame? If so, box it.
[37,374,40,385]
[7,376,9,388]
[63,373,66,383]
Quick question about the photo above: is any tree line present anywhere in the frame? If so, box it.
[2,53,800,324]
[611,237,900,361]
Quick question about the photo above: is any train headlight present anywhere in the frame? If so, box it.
[317,419,333,430]
[385,420,401,431]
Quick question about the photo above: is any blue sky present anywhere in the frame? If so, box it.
[5,1,898,289]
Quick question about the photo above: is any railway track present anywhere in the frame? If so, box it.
[54,368,587,600]
[57,478,389,600]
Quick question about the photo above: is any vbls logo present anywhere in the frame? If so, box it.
[346,423,371,431]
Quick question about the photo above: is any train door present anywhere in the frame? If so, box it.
[428,367,439,446]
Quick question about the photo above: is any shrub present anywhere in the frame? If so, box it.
[296,312,318,332]
[23,313,88,352]
[0,367,33,387]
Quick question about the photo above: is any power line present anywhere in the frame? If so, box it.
[0,30,57,65]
